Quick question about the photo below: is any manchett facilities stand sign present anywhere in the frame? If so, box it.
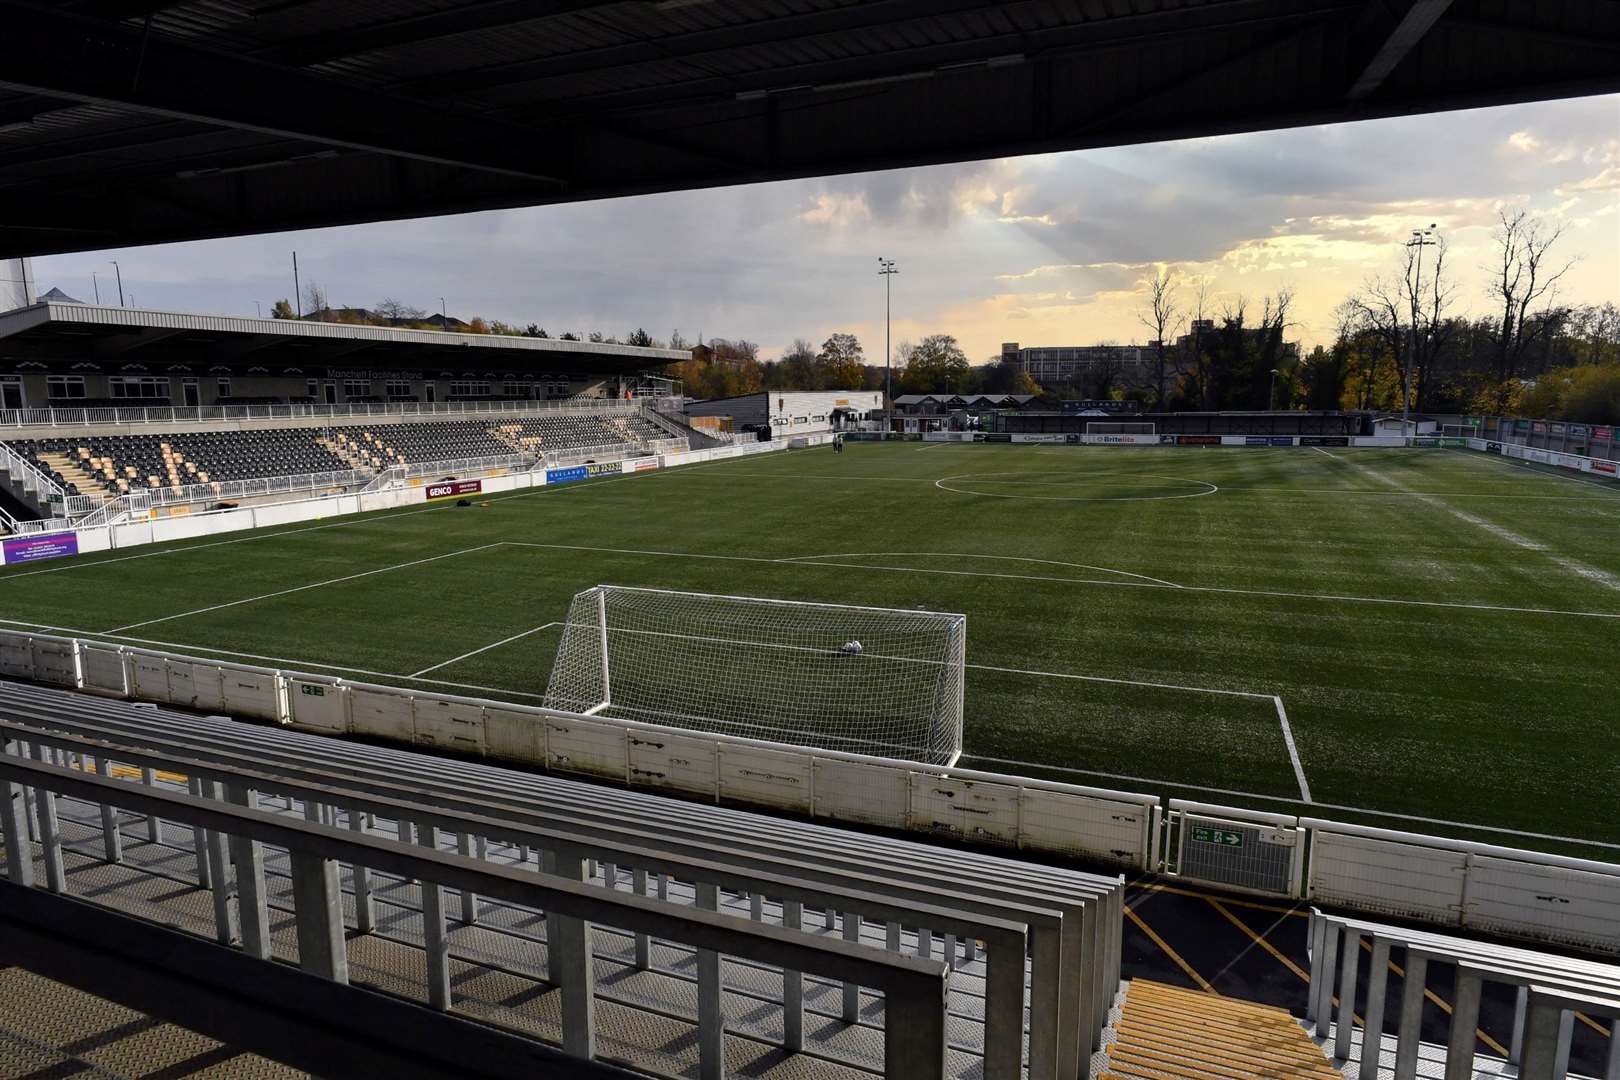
[2,532,78,564]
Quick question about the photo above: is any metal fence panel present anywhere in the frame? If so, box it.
[626,730,718,797]
[545,716,626,779]
[717,745,812,813]
[484,707,545,764]
[812,758,909,828]
[349,687,416,743]
[287,679,348,734]
[413,698,485,756]
[166,660,224,711]
[131,654,171,702]
[1177,812,1299,895]
[220,667,281,720]
[32,640,77,687]
[0,631,34,679]
[1465,855,1620,954]
[1023,789,1150,867]
[1308,830,1467,922]
[79,646,128,696]
[909,775,1021,846]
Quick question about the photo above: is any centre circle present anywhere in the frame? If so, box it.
[932,472,1219,502]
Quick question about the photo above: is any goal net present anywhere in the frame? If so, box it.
[1085,421,1155,435]
[543,585,966,765]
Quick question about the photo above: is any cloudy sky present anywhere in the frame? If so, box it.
[36,92,1620,365]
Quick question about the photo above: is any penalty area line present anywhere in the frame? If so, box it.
[1275,696,1311,803]
[408,622,561,677]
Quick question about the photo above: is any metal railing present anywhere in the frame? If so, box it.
[1308,909,1620,1080]
[0,397,642,430]
[397,453,529,479]
[0,440,66,508]
[544,441,660,469]
[132,468,371,510]
[0,744,951,1080]
[0,509,72,536]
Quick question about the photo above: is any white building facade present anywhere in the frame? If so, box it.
[685,390,883,438]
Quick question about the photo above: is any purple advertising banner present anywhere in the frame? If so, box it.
[2,532,78,564]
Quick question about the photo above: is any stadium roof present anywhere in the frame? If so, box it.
[893,394,1040,406]
[3,0,1617,257]
[0,299,688,370]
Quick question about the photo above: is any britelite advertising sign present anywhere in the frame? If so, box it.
[425,479,482,501]
[2,532,78,564]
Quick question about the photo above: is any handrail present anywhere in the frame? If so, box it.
[0,398,643,430]
[0,750,950,1079]
[5,718,1025,1079]
[0,439,67,506]
[1307,909,1620,1080]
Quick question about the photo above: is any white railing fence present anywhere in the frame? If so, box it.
[0,746,953,1080]
[0,397,643,431]
[545,442,659,469]
[0,440,67,509]
[1,626,1616,967]
[1308,910,1620,1080]
[397,453,530,479]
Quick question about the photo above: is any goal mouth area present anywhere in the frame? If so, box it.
[541,585,966,767]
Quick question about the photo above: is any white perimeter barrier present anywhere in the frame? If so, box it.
[0,629,1155,872]
[1469,436,1620,477]
[0,626,1615,955]
[0,440,791,565]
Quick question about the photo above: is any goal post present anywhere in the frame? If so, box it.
[543,585,966,765]
[1085,421,1155,435]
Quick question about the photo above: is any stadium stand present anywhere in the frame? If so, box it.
[4,411,671,502]
[12,430,353,498]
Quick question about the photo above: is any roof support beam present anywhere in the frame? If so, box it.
[279,1,630,66]
[1347,0,1454,100]
[0,3,569,183]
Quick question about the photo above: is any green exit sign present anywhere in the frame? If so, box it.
[1191,826,1244,848]
[300,684,326,697]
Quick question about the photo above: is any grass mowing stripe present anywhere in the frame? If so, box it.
[102,542,507,633]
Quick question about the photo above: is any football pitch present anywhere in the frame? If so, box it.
[4,442,1618,855]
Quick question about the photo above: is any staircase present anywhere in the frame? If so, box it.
[316,434,371,472]
[483,423,536,456]
[35,451,113,508]
[1102,981,1338,1080]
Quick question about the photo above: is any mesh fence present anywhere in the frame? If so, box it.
[543,586,965,765]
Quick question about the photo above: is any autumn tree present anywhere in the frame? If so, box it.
[270,298,295,319]
[301,281,330,321]
[777,338,818,389]
[374,297,426,323]
[899,334,971,395]
[816,333,867,390]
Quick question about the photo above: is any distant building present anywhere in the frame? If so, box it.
[1000,341,1160,385]
[891,393,1039,416]
[684,390,881,438]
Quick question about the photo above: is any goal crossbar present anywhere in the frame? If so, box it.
[543,585,966,765]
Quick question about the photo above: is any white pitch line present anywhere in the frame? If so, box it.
[1274,695,1311,803]
[103,541,506,634]
[1445,447,1620,496]
[408,622,560,677]
[963,660,1274,699]
[779,550,1183,588]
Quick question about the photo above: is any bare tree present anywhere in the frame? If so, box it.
[302,281,330,321]
[1488,210,1575,387]
[1182,277,1216,409]
[374,297,426,323]
[1137,267,1183,407]
[1347,235,1456,414]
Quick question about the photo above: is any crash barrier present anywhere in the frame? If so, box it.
[0,679,1129,1080]
[1307,910,1619,1080]
[0,745,953,1080]
[0,631,1615,960]
[1468,436,1620,479]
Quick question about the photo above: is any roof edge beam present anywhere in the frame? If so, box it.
[1347,0,1455,100]
[0,3,569,183]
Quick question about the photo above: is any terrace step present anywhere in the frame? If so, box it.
[1103,981,1336,1080]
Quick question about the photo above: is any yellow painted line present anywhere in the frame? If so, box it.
[1130,879,1309,918]
[1363,940,1511,1057]
[1125,903,1218,995]
[1206,897,1312,982]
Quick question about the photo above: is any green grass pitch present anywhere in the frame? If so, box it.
[4,442,1618,855]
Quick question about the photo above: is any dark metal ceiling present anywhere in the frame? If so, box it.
[2,0,1616,257]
